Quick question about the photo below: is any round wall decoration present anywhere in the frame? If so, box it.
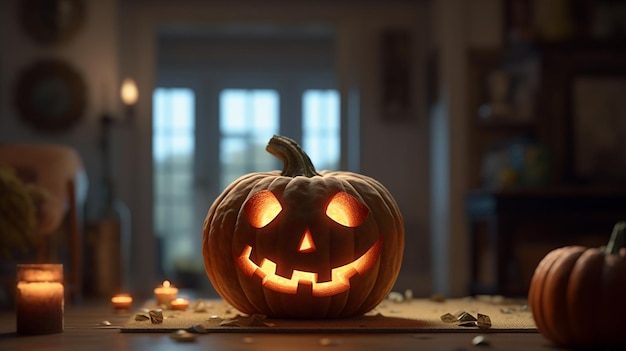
[19,0,86,45]
[14,59,87,132]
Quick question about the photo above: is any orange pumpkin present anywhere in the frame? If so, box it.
[528,221,626,348]
[202,135,404,319]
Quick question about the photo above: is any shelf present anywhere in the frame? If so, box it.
[476,118,534,130]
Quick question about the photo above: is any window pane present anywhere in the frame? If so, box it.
[219,137,246,164]
[252,91,279,131]
[219,89,279,189]
[152,87,195,276]
[220,89,247,133]
[303,89,340,170]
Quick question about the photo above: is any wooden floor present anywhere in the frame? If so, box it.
[0,299,563,351]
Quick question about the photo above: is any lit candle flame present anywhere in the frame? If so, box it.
[163,280,170,288]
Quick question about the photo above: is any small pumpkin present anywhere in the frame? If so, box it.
[528,221,626,348]
[202,135,404,319]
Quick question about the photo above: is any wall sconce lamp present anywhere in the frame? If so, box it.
[99,76,139,205]
[120,77,138,122]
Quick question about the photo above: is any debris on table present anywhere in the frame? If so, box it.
[429,293,446,302]
[386,289,414,303]
[404,289,413,301]
[242,336,255,344]
[190,299,213,313]
[149,309,164,324]
[440,310,491,329]
[472,335,489,346]
[476,313,492,329]
[387,291,404,302]
[186,323,209,334]
[319,337,343,346]
[134,314,149,321]
[500,305,529,314]
[219,314,274,328]
[171,329,196,342]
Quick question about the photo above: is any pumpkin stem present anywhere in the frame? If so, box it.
[604,221,626,255]
[266,135,320,178]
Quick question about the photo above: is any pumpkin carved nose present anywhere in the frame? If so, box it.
[298,228,316,253]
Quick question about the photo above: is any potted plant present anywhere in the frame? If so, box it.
[0,164,43,308]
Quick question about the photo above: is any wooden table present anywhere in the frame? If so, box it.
[0,299,562,351]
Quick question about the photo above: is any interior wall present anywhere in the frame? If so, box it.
[119,0,433,296]
[430,0,502,297]
[0,0,507,299]
[0,1,119,222]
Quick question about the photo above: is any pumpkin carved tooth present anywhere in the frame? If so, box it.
[237,236,382,296]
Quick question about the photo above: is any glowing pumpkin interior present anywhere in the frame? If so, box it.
[237,190,381,296]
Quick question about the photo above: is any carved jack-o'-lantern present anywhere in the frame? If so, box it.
[203,135,404,319]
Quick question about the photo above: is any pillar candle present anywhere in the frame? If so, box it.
[154,280,178,306]
[111,294,133,310]
[16,264,64,335]
[170,297,189,311]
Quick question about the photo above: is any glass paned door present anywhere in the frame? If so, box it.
[152,86,341,289]
[152,88,196,278]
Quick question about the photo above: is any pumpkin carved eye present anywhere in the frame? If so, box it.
[244,190,282,228]
[325,191,369,227]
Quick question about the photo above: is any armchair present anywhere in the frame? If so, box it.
[0,143,88,302]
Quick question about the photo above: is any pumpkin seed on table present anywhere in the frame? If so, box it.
[440,311,491,329]
[387,291,404,302]
[472,335,489,346]
[187,323,209,334]
[319,338,343,346]
[149,309,163,324]
[134,314,149,321]
[404,289,413,301]
[476,313,491,329]
[242,337,255,344]
[171,329,196,342]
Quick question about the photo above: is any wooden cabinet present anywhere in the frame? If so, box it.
[466,48,545,189]
[465,39,626,296]
[465,0,626,297]
[466,187,626,296]
[466,43,626,190]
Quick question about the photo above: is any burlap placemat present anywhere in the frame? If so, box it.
[121,296,536,333]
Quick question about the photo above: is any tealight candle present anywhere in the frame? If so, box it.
[111,294,133,310]
[170,297,189,311]
[154,280,178,306]
[16,264,64,335]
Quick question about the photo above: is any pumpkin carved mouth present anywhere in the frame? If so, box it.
[236,236,382,297]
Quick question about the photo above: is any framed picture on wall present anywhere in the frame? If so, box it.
[539,46,626,185]
[571,75,626,182]
[14,58,87,132]
[380,29,412,121]
[19,0,86,46]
